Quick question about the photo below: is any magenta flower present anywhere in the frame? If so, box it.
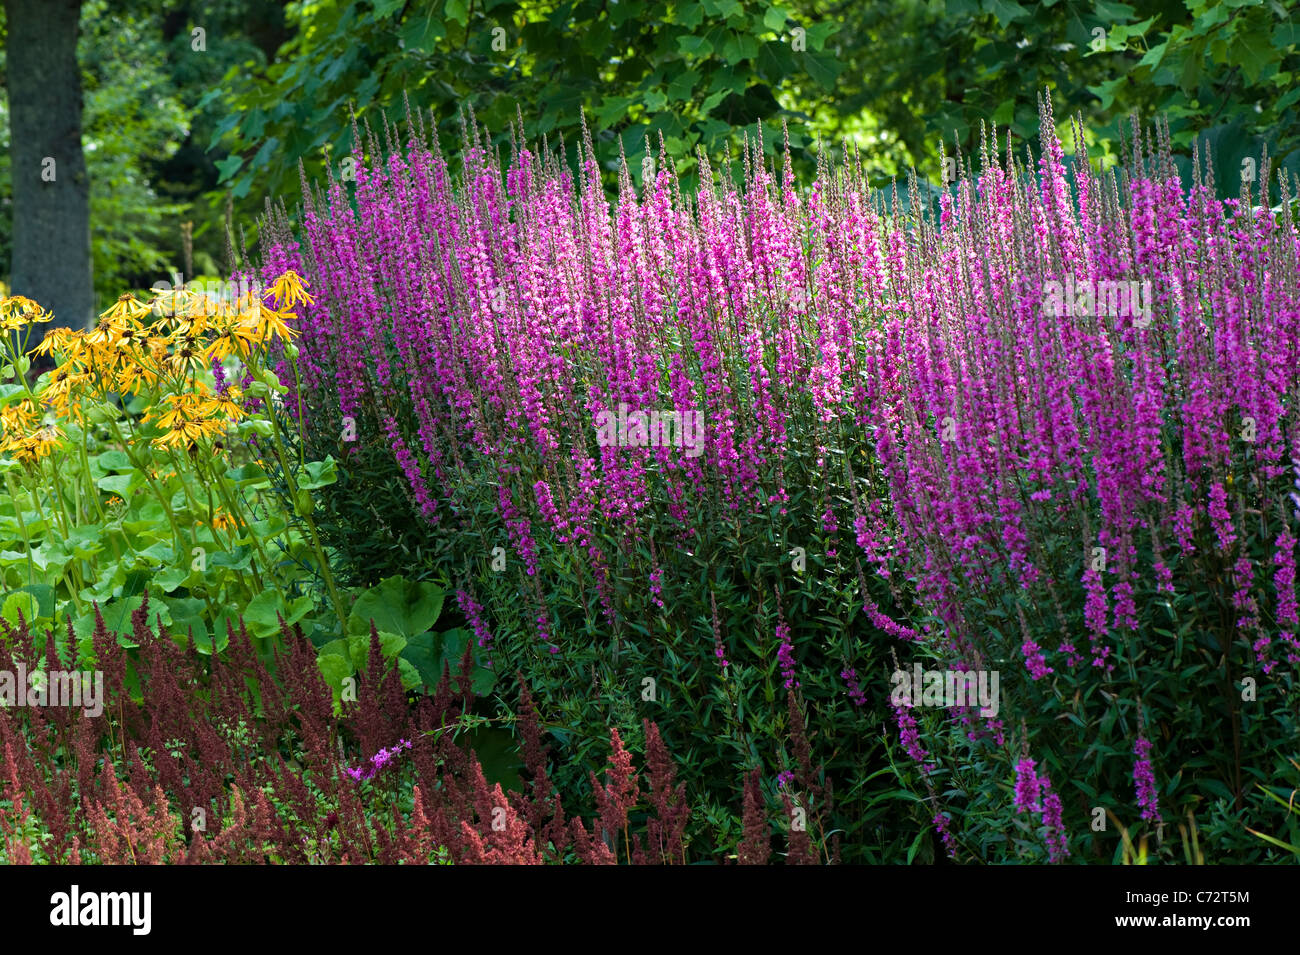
[1133,736,1161,823]
[1039,774,1069,863]
[1013,758,1041,813]
[345,738,414,783]
[775,619,798,689]
[840,667,868,707]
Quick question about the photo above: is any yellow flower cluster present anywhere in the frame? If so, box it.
[0,395,62,463]
[0,295,54,332]
[0,271,308,462]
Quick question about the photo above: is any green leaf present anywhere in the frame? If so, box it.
[225,462,270,486]
[678,34,714,56]
[214,155,244,184]
[299,456,339,489]
[60,525,106,560]
[397,657,423,692]
[12,584,54,621]
[153,565,190,593]
[244,591,314,638]
[317,644,355,692]
[2,592,40,628]
[96,450,132,471]
[210,547,254,571]
[135,541,176,566]
[445,0,469,28]
[241,515,287,543]
[704,0,744,18]
[398,630,445,688]
[1093,0,1136,21]
[95,473,137,497]
[762,6,788,32]
[675,5,705,28]
[348,575,445,639]
[804,51,842,90]
[0,383,28,407]
[803,21,839,49]
[1246,826,1299,854]
[401,14,446,51]
[1231,28,1273,83]
[347,630,407,671]
[429,627,497,696]
[1273,20,1300,50]
[74,599,142,649]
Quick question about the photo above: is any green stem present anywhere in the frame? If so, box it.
[29,476,87,601]
[257,374,349,635]
[107,419,188,555]
[78,416,107,523]
[164,447,260,601]
[4,471,36,590]
[199,451,268,592]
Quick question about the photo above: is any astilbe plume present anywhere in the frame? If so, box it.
[589,727,640,860]
[737,768,770,865]
[641,720,690,864]
[458,758,542,865]
[0,739,34,863]
[780,792,817,865]
[511,674,568,852]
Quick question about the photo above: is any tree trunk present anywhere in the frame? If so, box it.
[4,0,92,332]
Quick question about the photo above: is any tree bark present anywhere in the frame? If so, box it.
[4,0,92,332]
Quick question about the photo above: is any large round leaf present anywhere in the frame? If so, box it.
[348,575,444,639]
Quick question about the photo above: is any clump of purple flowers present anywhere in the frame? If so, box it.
[1013,758,1069,861]
[775,619,798,689]
[933,811,957,860]
[1013,757,1041,813]
[456,588,494,652]
[894,703,934,775]
[1133,736,1161,823]
[840,667,867,707]
[1039,775,1069,863]
[344,738,413,783]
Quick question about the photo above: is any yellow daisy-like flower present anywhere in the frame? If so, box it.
[145,335,172,364]
[204,321,258,362]
[99,293,153,325]
[148,287,201,331]
[84,313,128,348]
[169,292,224,339]
[75,339,125,380]
[0,397,39,435]
[211,508,236,532]
[164,335,209,376]
[236,303,298,346]
[212,393,247,422]
[148,392,198,431]
[106,318,148,358]
[37,366,91,416]
[4,422,64,463]
[30,327,84,361]
[267,270,314,310]
[153,413,227,452]
[0,295,53,331]
[115,357,160,394]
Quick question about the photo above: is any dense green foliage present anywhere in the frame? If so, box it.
[6,0,1300,304]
